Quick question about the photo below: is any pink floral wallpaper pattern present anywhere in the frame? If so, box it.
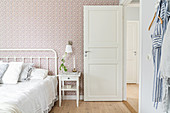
[0,0,119,95]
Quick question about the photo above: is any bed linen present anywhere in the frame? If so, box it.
[0,103,22,113]
[0,76,58,113]
[2,62,23,84]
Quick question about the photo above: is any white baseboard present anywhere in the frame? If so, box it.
[62,95,128,101]
[63,95,84,100]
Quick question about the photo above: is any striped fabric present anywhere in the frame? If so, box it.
[151,0,170,109]
[151,35,162,48]
[160,2,166,22]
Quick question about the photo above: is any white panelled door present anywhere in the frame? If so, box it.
[84,6,123,101]
[126,21,139,83]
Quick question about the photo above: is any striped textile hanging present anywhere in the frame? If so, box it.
[151,0,170,109]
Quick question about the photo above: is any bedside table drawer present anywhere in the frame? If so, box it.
[61,76,77,81]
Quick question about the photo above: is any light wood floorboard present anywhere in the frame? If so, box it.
[126,83,139,112]
[50,84,139,113]
[50,100,131,113]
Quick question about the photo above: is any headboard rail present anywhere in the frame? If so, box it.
[0,49,58,75]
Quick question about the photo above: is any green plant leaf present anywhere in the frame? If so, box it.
[59,65,62,70]
[61,59,65,63]
[60,63,65,70]
[61,63,64,67]
[64,66,67,72]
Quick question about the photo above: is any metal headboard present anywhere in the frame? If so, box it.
[0,49,58,75]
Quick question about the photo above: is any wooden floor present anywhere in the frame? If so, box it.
[50,84,139,113]
[126,83,139,112]
[50,101,131,113]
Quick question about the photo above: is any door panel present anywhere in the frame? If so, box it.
[88,47,118,63]
[126,21,139,83]
[89,11,118,44]
[88,65,117,96]
[84,6,123,101]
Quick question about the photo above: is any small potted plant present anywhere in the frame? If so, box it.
[59,53,68,73]
[59,42,72,73]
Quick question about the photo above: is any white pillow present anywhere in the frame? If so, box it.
[30,68,48,80]
[2,62,23,84]
[0,63,9,80]
[18,63,34,82]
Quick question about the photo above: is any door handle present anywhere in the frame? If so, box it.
[85,51,90,53]
[134,51,137,55]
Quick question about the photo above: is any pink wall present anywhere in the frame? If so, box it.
[0,0,119,95]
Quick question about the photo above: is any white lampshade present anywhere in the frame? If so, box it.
[65,45,72,53]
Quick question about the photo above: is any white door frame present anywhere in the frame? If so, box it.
[139,2,142,113]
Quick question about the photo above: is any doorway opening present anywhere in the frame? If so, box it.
[123,1,140,112]
[126,20,139,113]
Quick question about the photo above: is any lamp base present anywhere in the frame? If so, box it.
[72,68,77,72]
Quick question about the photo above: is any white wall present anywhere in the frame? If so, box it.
[140,0,164,112]
[124,7,139,20]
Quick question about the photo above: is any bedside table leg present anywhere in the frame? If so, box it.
[76,78,79,107]
[59,78,61,107]
[62,81,64,99]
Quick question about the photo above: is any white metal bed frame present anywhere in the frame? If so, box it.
[0,49,58,75]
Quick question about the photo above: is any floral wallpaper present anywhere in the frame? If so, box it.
[0,0,119,95]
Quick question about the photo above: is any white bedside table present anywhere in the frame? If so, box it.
[57,72,81,107]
